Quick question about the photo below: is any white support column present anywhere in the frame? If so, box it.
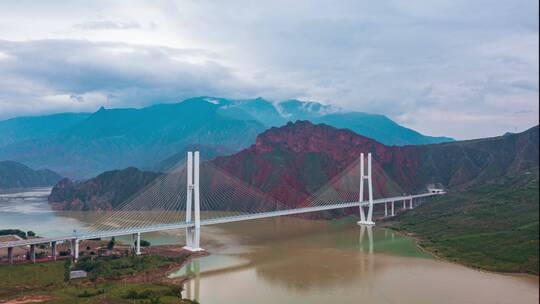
[409,197,413,209]
[185,152,194,249]
[135,232,141,255]
[74,239,79,261]
[184,151,203,252]
[193,151,202,250]
[358,153,366,223]
[366,153,374,223]
[402,200,406,210]
[384,202,388,217]
[358,153,375,226]
[391,201,395,216]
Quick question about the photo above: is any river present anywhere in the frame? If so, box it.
[0,188,538,303]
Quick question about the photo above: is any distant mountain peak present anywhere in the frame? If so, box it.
[0,96,456,178]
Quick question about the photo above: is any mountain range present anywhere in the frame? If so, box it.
[0,97,453,178]
[0,160,62,189]
[212,121,538,212]
[49,121,538,213]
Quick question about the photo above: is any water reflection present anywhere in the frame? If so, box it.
[359,225,373,254]
[358,225,374,296]
[183,259,201,302]
[182,224,382,302]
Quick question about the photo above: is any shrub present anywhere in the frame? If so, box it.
[0,229,27,239]
[107,237,115,250]
[63,259,72,282]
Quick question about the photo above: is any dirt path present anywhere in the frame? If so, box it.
[0,295,55,304]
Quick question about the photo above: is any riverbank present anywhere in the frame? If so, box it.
[381,222,539,282]
[384,172,539,275]
[0,245,206,303]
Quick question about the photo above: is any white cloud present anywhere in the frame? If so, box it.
[0,0,537,139]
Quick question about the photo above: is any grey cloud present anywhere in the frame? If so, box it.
[0,39,278,118]
[70,94,84,103]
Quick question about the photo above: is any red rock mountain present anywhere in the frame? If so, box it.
[212,121,539,210]
[49,121,538,212]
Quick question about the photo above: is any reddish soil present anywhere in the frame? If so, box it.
[0,295,55,304]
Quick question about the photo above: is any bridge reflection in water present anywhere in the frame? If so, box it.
[179,225,394,303]
[183,258,201,302]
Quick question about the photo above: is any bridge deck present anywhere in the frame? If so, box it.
[0,192,443,249]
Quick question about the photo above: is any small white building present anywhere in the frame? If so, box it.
[427,187,445,194]
[70,270,87,279]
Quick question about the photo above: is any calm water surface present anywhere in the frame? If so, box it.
[1,188,538,303]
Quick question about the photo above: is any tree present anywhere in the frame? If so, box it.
[26,231,36,237]
[107,237,115,250]
[63,259,72,282]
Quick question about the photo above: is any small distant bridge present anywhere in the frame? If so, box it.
[0,152,444,264]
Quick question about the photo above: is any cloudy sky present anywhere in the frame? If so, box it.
[0,0,538,139]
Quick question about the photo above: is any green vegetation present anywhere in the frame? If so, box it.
[63,259,71,282]
[0,228,27,239]
[390,171,539,274]
[0,254,196,303]
[75,255,182,280]
[107,237,116,250]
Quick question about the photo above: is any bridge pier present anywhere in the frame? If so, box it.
[51,241,57,261]
[29,244,36,263]
[384,202,388,217]
[357,153,375,226]
[402,200,406,210]
[71,239,79,261]
[391,201,395,216]
[409,197,413,209]
[7,247,13,264]
[135,232,141,255]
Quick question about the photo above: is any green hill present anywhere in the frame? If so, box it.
[390,170,539,274]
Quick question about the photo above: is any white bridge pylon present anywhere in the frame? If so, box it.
[184,151,203,251]
[357,153,375,226]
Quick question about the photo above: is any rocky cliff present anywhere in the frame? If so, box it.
[0,161,62,189]
[48,167,161,211]
[212,121,538,210]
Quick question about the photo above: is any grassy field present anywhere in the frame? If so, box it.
[389,170,539,274]
[0,255,198,303]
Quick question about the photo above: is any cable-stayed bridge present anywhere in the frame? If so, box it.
[0,151,444,263]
